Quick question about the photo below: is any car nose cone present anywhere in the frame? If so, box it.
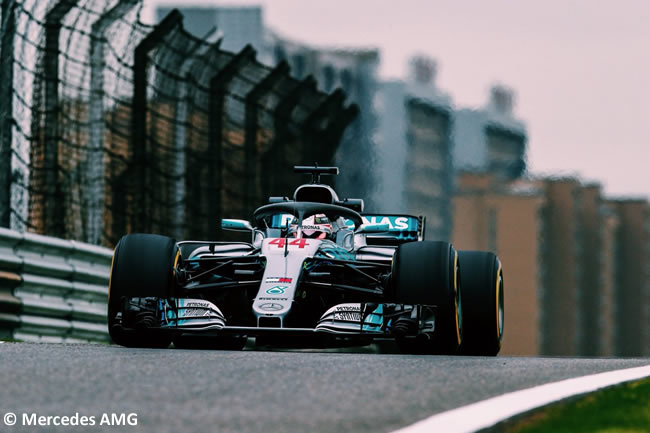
[259,303,284,311]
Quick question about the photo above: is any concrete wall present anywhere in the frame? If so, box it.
[405,100,453,241]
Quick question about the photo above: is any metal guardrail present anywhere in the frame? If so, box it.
[0,227,112,343]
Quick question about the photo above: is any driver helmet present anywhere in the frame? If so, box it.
[289,214,333,239]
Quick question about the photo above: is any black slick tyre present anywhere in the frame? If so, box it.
[458,251,503,356]
[392,241,462,354]
[108,233,178,348]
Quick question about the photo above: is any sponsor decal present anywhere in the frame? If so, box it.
[300,225,331,230]
[181,308,209,318]
[330,305,362,322]
[259,303,284,311]
[333,312,361,322]
[180,300,212,317]
[345,216,413,230]
[258,297,288,301]
[185,301,210,308]
[266,285,288,295]
[265,277,293,284]
[336,305,361,312]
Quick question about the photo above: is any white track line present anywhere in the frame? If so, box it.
[392,364,650,433]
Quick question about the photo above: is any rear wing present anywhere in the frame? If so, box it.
[358,214,426,244]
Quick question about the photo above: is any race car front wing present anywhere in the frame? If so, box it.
[155,298,436,339]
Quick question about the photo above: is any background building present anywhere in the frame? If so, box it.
[157,6,261,49]
[598,204,619,356]
[453,86,527,180]
[373,80,408,213]
[454,173,650,357]
[608,199,650,356]
[374,57,454,240]
[453,173,544,355]
[538,178,582,356]
[576,184,605,356]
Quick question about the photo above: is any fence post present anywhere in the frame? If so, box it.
[171,39,216,241]
[87,0,138,245]
[0,0,17,228]
[301,89,345,164]
[266,75,316,197]
[243,61,289,217]
[42,0,78,238]
[320,104,360,163]
[209,44,255,236]
[131,9,182,233]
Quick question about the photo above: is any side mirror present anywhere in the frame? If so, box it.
[355,223,390,234]
[222,219,254,232]
[253,229,265,247]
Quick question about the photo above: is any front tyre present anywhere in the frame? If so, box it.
[392,241,462,354]
[458,251,504,356]
[108,234,178,348]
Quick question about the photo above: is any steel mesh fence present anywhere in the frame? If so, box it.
[0,0,358,247]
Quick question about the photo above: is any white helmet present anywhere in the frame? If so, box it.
[290,214,333,239]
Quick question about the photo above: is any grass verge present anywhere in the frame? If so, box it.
[488,377,650,433]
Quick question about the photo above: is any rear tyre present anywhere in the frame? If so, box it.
[392,241,462,354]
[173,335,247,351]
[108,234,178,348]
[458,251,503,356]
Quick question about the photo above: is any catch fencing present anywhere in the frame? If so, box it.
[0,0,358,247]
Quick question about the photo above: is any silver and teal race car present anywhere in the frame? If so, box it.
[108,166,504,355]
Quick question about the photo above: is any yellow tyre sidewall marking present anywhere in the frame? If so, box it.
[173,248,181,278]
[454,250,461,345]
[495,261,503,342]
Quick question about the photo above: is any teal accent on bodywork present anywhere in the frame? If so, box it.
[362,304,384,332]
[161,298,186,327]
[221,218,254,231]
[266,286,288,295]
[317,246,356,261]
[345,215,420,241]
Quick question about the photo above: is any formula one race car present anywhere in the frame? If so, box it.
[108,166,504,355]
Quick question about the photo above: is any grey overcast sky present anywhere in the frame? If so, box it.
[147,0,650,199]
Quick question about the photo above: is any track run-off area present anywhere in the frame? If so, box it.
[0,342,648,433]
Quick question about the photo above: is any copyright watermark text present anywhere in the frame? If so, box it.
[3,412,137,427]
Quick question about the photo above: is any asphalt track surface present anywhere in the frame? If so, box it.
[0,342,648,433]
